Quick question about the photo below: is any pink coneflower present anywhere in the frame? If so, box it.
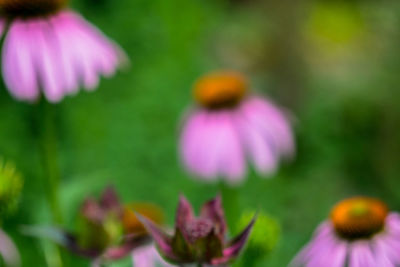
[180,71,294,184]
[291,197,400,267]
[0,0,126,102]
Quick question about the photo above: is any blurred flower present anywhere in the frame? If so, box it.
[132,245,173,267]
[137,195,256,266]
[0,159,23,218]
[0,0,126,103]
[23,186,170,267]
[0,228,21,267]
[237,210,280,256]
[291,197,400,267]
[180,71,294,185]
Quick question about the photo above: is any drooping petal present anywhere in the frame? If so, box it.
[200,195,227,239]
[29,19,65,102]
[54,11,126,90]
[349,241,376,267]
[48,13,79,94]
[2,20,40,101]
[1,10,126,103]
[215,112,247,183]
[305,236,347,267]
[373,236,396,267]
[241,96,295,158]
[0,229,20,267]
[386,213,400,236]
[180,110,246,183]
[180,111,222,180]
[135,213,178,263]
[235,107,278,175]
[290,223,345,267]
[212,214,256,265]
[373,234,400,266]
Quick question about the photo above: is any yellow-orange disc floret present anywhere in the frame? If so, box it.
[0,0,67,18]
[330,197,388,240]
[194,71,248,109]
[122,203,164,236]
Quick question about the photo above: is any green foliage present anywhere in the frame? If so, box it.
[0,0,400,266]
[236,211,280,266]
[0,159,23,219]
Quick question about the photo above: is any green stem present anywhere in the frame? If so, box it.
[218,181,240,231]
[38,100,63,224]
[36,99,65,267]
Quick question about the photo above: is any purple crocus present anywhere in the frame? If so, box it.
[137,195,256,266]
[0,0,126,103]
[291,197,400,267]
[180,71,295,185]
[24,187,170,267]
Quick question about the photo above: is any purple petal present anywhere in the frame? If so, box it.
[52,12,99,90]
[0,229,20,267]
[54,11,126,90]
[216,112,247,184]
[200,195,227,239]
[373,234,400,265]
[349,241,377,267]
[31,19,67,102]
[2,20,40,102]
[135,213,178,262]
[48,13,79,94]
[180,111,221,180]
[212,214,256,265]
[180,110,246,183]
[235,108,278,176]
[290,222,344,267]
[240,96,295,159]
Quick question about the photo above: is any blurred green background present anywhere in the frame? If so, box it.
[2,0,400,266]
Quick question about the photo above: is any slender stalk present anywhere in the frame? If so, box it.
[35,99,65,267]
[37,99,63,224]
[218,181,240,231]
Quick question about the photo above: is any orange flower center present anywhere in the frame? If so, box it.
[194,71,248,109]
[122,203,164,236]
[0,0,67,18]
[330,197,388,240]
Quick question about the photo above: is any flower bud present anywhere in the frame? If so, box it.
[237,210,280,261]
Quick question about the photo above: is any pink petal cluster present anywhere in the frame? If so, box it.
[1,10,125,103]
[181,96,294,184]
[291,213,400,267]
